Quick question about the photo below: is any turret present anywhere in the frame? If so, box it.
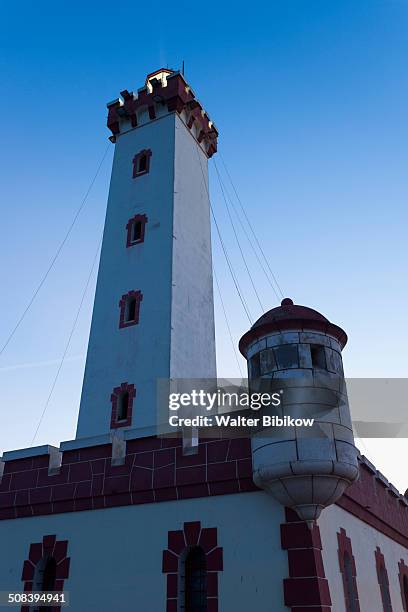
[239,298,359,523]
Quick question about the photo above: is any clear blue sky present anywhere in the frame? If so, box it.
[1,1,407,488]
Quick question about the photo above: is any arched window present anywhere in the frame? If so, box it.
[344,552,359,612]
[184,546,207,611]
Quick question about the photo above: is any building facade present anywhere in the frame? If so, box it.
[0,69,407,612]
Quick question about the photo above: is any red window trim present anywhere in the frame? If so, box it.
[375,546,393,611]
[337,528,360,612]
[20,534,70,612]
[132,149,152,178]
[126,214,148,248]
[110,382,136,429]
[119,290,143,328]
[399,559,408,611]
[162,521,223,612]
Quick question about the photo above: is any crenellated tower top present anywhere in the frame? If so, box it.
[107,68,218,157]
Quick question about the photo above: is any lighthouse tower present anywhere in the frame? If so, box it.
[239,298,360,522]
[76,69,218,439]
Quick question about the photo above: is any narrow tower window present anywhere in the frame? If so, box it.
[126,214,148,247]
[127,297,137,322]
[132,221,142,242]
[119,290,143,328]
[132,149,152,178]
[117,391,129,421]
[184,546,207,612]
[110,383,136,428]
[138,154,147,173]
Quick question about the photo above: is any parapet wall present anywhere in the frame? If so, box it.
[0,437,407,549]
[0,437,255,521]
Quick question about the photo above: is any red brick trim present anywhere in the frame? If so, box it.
[162,521,222,612]
[20,534,70,612]
[375,547,393,611]
[281,508,332,610]
[399,559,408,611]
[118,290,143,328]
[110,383,136,429]
[337,528,360,612]
[126,214,148,248]
[132,149,151,178]
[0,437,256,520]
[336,461,408,549]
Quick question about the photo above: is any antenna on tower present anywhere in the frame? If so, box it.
[182,60,185,76]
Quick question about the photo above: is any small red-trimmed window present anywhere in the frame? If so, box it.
[132,149,152,178]
[110,383,136,428]
[119,290,143,328]
[126,214,148,247]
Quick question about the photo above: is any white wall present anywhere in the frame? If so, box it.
[319,503,408,611]
[0,491,288,611]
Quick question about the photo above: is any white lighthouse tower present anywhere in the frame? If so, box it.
[76,69,218,439]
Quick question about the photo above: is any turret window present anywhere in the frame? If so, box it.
[310,344,327,369]
[126,214,148,247]
[249,353,260,378]
[110,383,136,428]
[119,290,143,328]
[132,149,152,178]
[273,344,299,370]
